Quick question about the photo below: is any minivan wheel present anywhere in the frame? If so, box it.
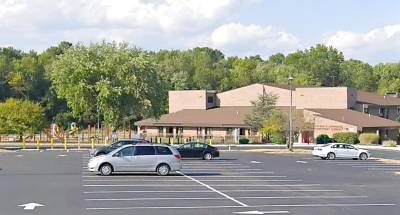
[203,153,212,160]
[157,164,170,176]
[99,163,113,176]
[359,153,368,160]
[327,152,336,160]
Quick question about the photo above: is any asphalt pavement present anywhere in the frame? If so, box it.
[0,150,399,215]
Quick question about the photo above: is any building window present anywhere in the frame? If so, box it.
[196,127,202,135]
[205,128,212,135]
[379,107,385,117]
[158,127,164,134]
[176,127,183,134]
[207,96,214,104]
[226,128,234,135]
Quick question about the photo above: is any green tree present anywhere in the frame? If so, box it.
[373,63,400,94]
[244,93,278,132]
[0,98,47,140]
[50,42,166,128]
[285,44,344,86]
[0,47,23,101]
[339,59,377,91]
[260,110,286,142]
[8,52,48,100]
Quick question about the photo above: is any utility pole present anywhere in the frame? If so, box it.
[288,74,293,151]
[97,100,100,143]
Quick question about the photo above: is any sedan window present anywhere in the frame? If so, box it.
[119,146,134,156]
[181,143,194,149]
[135,146,156,156]
[194,143,206,148]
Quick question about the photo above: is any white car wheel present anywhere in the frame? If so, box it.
[100,163,113,176]
[359,153,368,160]
[157,164,170,176]
[327,152,336,160]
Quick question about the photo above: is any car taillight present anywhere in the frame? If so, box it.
[174,154,181,160]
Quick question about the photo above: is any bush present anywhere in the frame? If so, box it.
[316,134,332,144]
[270,132,286,144]
[332,132,359,144]
[359,133,379,145]
[239,138,249,144]
[382,140,397,147]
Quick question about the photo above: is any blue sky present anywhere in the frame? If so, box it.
[1,0,399,64]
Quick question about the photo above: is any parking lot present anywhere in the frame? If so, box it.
[0,150,399,215]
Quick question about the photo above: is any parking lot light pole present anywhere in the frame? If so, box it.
[288,74,293,151]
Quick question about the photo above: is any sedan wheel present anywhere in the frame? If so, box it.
[359,153,368,160]
[157,164,170,176]
[327,152,336,160]
[203,153,212,160]
[100,164,113,176]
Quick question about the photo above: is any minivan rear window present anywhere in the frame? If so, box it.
[156,146,173,155]
[135,146,156,156]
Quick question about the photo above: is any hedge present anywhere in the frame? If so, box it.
[239,138,249,144]
[270,132,286,144]
[332,132,359,144]
[358,133,379,145]
[316,134,332,144]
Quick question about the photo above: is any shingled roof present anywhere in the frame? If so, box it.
[307,109,400,128]
[356,91,400,106]
[136,106,304,129]
[136,106,253,128]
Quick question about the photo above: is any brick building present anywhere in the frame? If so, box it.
[135,84,400,144]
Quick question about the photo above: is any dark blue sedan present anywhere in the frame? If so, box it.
[177,142,219,160]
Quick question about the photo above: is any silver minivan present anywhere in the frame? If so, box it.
[88,144,182,176]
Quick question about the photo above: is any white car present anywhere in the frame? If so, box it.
[88,143,182,176]
[312,143,371,160]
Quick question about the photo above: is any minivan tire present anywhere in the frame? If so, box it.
[99,163,113,176]
[157,164,170,176]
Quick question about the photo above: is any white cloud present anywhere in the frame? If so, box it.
[0,0,243,51]
[325,25,400,64]
[202,23,300,57]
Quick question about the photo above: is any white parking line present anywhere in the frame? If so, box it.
[85,195,368,201]
[181,168,262,171]
[182,171,274,174]
[367,168,400,171]
[81,175,285,178]
[58,154,68,157]
[182,165,252,168]
[83,189,343,194]
[178,171,248,207]
[83,184,321,187]
[351,166,400,168]
[296,161,308,164]
[337,163,384,166]
[182,163,243,166]
[86,203,396,210]
[233,211,289,214]
[83,179,302,182]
